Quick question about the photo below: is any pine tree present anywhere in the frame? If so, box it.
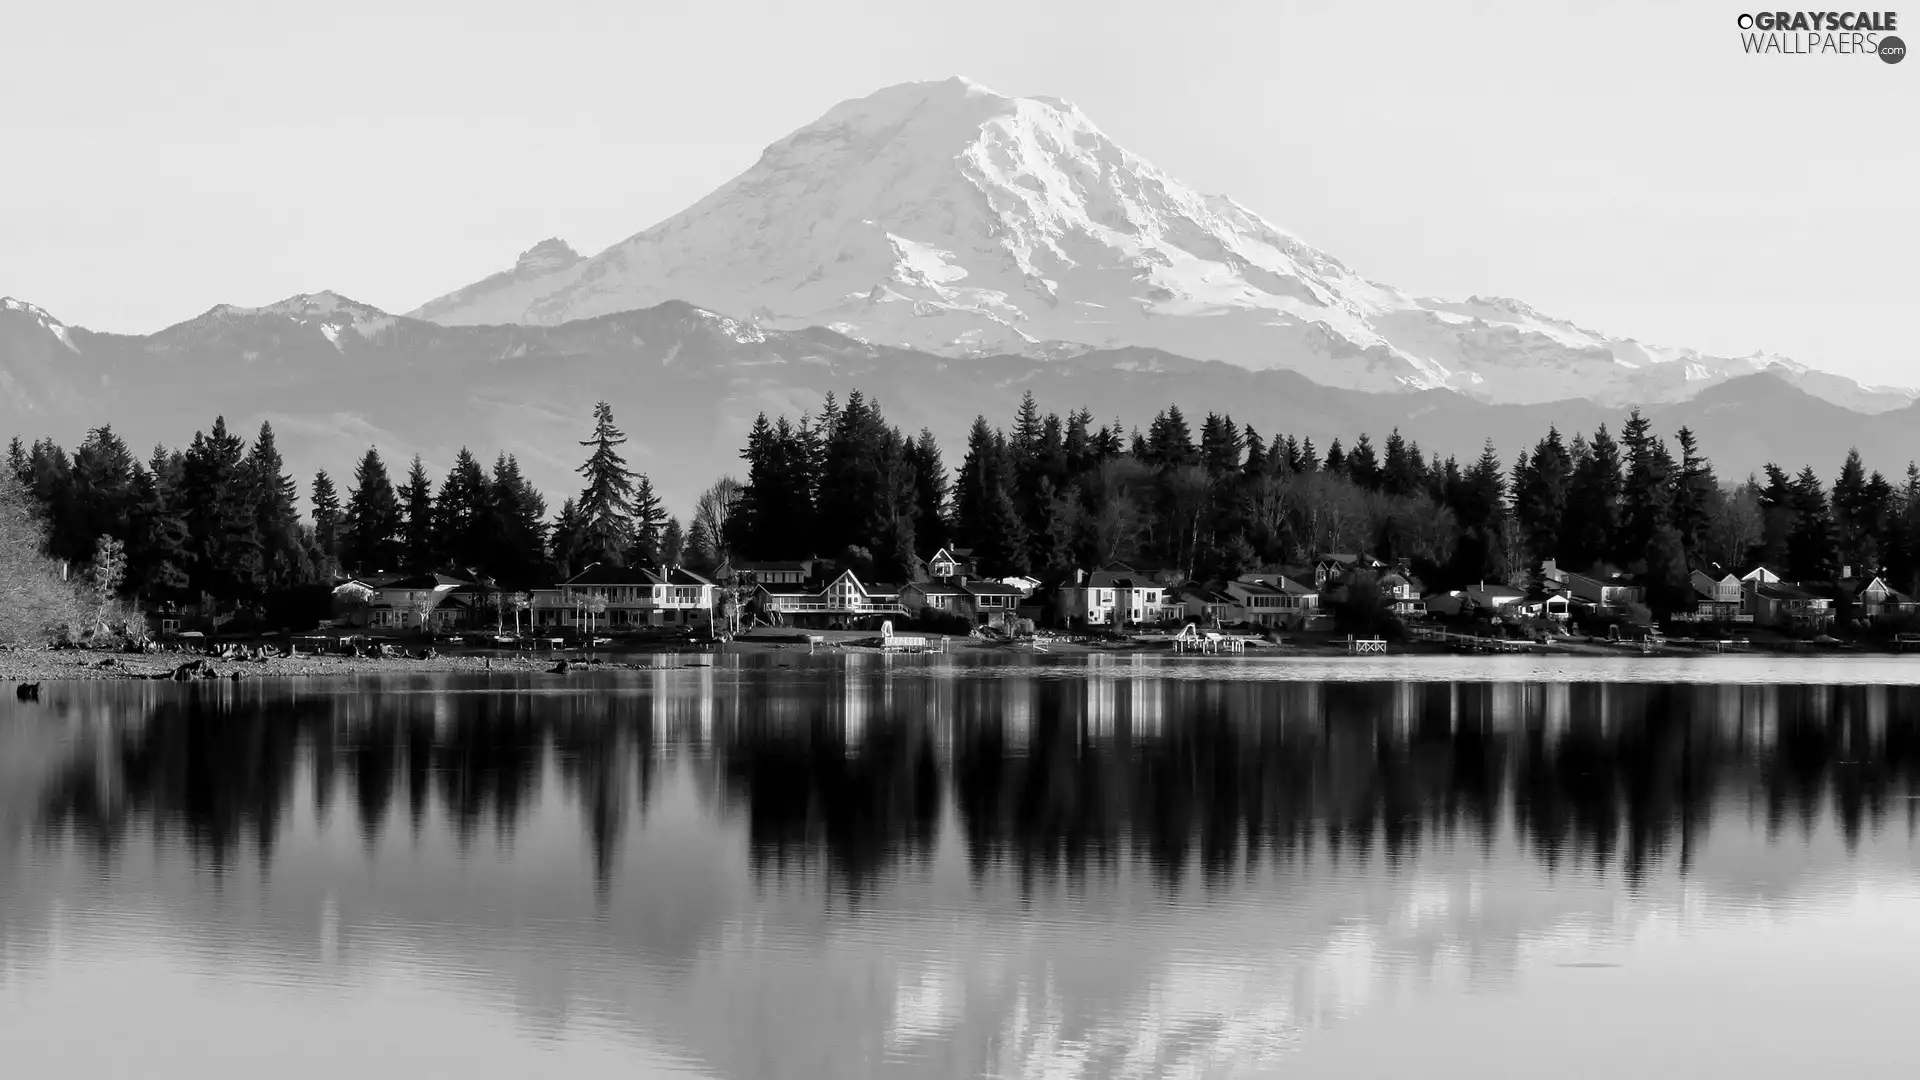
[905,429,951,556]
[311,470,343,567]
[402,455,437,573]
[1671,427,1718,564]
[128,445,190,598]
[1323,438,1347,477]
[435,449,492,575]
[1382,429,1421,497]
[661,517,684,567]
[487,454,548,588]
[575,401,637,567]
[630,473,666,564]
[179,417,262,602]
[1346,433,1380,491]
[1785,466,1836,582]
[245,421,309,590]
[343,447,402,573]
[1562,425,1622,570]
[1513,426,1571,563]
[1617,409,1675,566]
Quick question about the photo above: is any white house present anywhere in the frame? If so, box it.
[1058,567,1169,627]
[927,546,976,580]
[533,563,716,630]
[756,569,905,625]
[1223,574,1319,627]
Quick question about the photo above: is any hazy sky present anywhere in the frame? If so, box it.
[2,0,1913,383]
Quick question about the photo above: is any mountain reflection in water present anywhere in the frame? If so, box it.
[3,658,1919,1079]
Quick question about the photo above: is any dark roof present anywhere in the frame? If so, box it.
[757,583,818,596]
[378,573,470,590]
[906,580,962,594]
[1756,582,1820,601]
[1085,572,1152,589]
[729,559,812,572]
[562,563,711,588]
[961,581,1025,597]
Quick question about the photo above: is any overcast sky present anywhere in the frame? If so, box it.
[2,0,1913,384]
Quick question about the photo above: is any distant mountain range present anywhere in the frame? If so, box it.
[4,292,1917,514]
[414,77,1911,414]
[3,77,1912,510]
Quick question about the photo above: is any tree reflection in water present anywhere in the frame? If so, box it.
[23,673,1920,896]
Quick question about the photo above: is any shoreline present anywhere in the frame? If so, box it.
[1,631,1904,684]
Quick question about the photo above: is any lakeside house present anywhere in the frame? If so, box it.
[1744,579,1834,629]
[717,558,814,586]
[1057,567,1171,627]
[337,572,471,631]
[1562,570,1645,610]
[1838,573,1918,625]
[530,563,717,631]
[1172,583,1238,626]
[1223,573,1320,628]
[927,546,976,579]
[755,568,904,626]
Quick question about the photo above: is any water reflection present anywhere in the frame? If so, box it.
[3,661,1920,1078]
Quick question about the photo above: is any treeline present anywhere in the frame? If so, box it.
[3,400,675,619]
[722,391,1920,612]
[12,388,1920,622]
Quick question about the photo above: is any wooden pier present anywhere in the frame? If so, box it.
[1172,624,1249,654]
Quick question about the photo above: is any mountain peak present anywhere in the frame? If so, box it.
[1,295,79,353]
[405,80,1906,412]
[217,290,390,323]
[516,238,580,275]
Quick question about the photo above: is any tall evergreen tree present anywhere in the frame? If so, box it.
[401,455,437,573]
[177,418,262,602]
[436,449,492,575]
[342,447,402,573]
[311,470,343,569]
[905,429,951,557]
[1562,425,1622,569]
[574,401,637,567]
[245,421,308,590]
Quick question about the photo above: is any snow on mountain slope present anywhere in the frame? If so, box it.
[410,77,1911,412]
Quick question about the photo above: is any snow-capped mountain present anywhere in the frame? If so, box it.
[410,77,1911,412]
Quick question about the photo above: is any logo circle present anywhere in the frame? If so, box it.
[1882,35,1907,63]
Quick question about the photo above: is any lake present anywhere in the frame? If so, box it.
[4,654,1920,1078]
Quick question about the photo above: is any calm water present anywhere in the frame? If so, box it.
[4,655,1920,1078]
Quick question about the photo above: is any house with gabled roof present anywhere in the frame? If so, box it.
[1224,573,1319,627]
[717,558,814,586]
[358,572,470,631]
[1745,579,1833,628]
[755,568,905,626]
[1057,565,1171,627]
[926,546,976,580]
[531,563,716,630]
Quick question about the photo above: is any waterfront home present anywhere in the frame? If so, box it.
[1744,579,1834,628]
[1057,567,1170,627]
[1563,570,1645,610]
[533,563,717,630]
[1223,573,1319,628]
[716,558,814,586]
[900,579,966,616]
[1463,582,1527,614]
[961,580,1027,626]
[755,569,905,626]
[927,546,977,579]
[1173,584,1238,626]
[359,573,470,631]
[1312,552,1383,588]
[1681,568,1746,622]
[1836,573,1916,625]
